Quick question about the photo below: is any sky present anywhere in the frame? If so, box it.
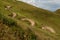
[17,0,60,11]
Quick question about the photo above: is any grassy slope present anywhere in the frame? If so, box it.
[55,9,60,16]
[0,0,60,40]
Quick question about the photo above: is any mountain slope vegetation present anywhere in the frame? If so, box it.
[0,0,60,40]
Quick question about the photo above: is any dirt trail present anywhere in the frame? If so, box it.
[12,12,16,18]
[8,12,17,18]
[42,26,56,33]
[5,5,11,10]
[21,18,35,26]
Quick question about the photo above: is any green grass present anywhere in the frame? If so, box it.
[0,0,60,40]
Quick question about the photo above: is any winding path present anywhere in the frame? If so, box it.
[21,18,35,26]
[42,26,56,33]
[12,12,17,18]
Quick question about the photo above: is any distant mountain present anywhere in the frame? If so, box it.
[0,0,60,40]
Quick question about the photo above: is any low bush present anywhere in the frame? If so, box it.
[0,13,17,26]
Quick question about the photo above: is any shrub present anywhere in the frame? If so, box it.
[0,13,17,26]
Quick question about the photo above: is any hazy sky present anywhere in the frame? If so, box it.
[18,0,60,11]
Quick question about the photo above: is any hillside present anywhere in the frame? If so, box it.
[55,9,60,16]
[0,0,60,40]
